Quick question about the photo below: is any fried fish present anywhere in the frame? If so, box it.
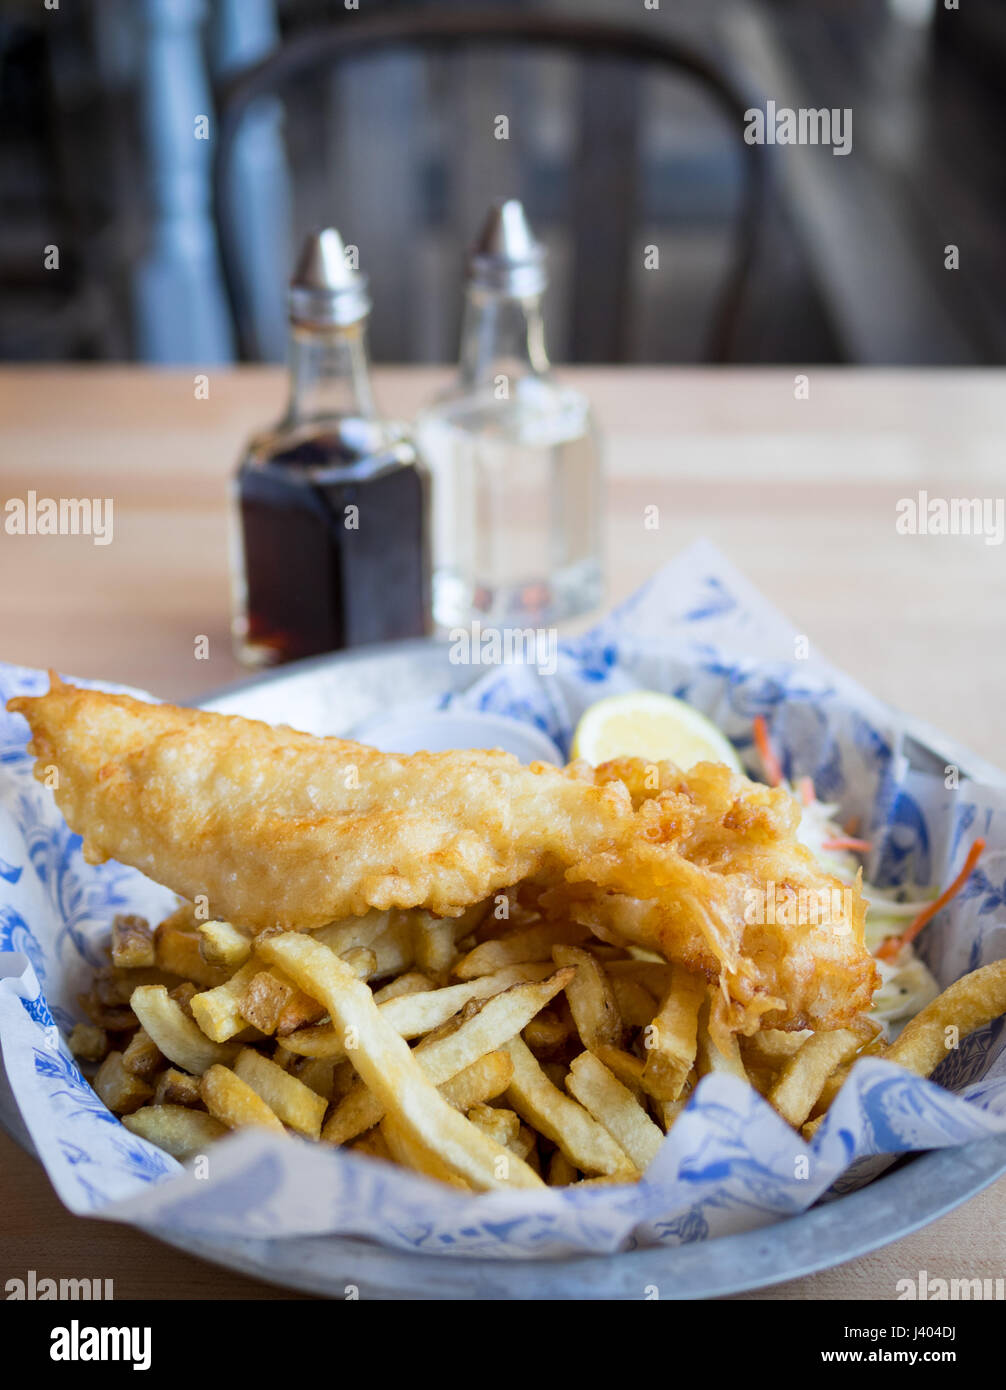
[8,679,878,1031]
[8,676,635,929]
[552,758,878,1033]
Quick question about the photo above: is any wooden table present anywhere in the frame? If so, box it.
[1,365,1004,1299]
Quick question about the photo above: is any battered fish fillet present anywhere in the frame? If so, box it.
[8,680,878,1031]
[551,758,879,1033]
[8,677,634,929]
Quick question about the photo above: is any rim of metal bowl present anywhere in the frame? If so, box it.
[6,639,1000,1300]
[138,1132,1006,1299]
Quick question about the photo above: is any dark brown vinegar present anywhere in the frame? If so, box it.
[237,430,430,665]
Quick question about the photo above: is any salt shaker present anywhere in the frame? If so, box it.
[416,200,603,629]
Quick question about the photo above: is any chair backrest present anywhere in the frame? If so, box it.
[213,8,768,364]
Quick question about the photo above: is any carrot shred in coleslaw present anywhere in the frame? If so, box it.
[876,838,986,963]
[753,715,784,787]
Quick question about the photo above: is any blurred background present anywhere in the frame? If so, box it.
[2,0,1004,367]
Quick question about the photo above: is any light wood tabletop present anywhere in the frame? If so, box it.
[1,364,1004,1299]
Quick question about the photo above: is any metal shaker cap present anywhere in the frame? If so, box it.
[467,199,547,296]
[288,227,371,327]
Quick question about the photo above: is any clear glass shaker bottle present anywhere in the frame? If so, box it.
[417,200,603,629]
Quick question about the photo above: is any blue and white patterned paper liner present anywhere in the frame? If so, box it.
[2,541,1005,1259]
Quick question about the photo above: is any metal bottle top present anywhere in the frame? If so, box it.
[288,227,371,327]
[467,199,547,297]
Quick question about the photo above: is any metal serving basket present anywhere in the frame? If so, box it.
[5,638,1004,1299]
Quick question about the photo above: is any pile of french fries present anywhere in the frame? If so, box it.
[68,896,1006,1190]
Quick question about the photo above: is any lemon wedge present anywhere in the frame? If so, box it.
[571,691,743,772]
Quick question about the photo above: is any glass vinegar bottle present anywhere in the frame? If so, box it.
[231,228,430,666]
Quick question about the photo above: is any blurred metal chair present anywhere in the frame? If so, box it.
[212,7,768,364]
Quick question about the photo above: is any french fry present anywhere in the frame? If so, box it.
[523,1008,572,1052]
[886,959,1006,1078]
[603,959,673,995]
[609,976,658,1029]
[379,1113,472,1190]
[589,947,633,964]
[280,963,555,1060]
[270,1045,295,1071]
[77,989,135,1033]
[329,1058,357,1102]
[313,909,396,955]
[412,912,457,982]
[591,1044,647,1102]
[641,969,706,1101]
[348,1127,392,1162]
[94,1051,153,1115]
[768,1028,866,1127]
[655,1093,691,1133]
[322,968,576,1144]
[68,1022,109,1063]
[240,969,324,1036]
[740,1061,777,1099]
[512,1124,539,1167]
[196,919,252,968]
[241,970,296,1033]
[445,900,492,938]
[740,1031,806,1096]
[120,1027,162,1080]
[193,950,375,1044]
[111,914,155,969]
[122,1105,228,1158]
[809,1034,888,1119]
[741,1029,812,1067]
[153,1067,202,1107]
[155,903,198,934]
[289,1056,338,1102]
[200,1063,286,1134]
[95,968,158,1007]
[130,985,237,1074]
[155,918,229,988]
[454,920,590,980]
[472,888,539,939]
[566,1051,664,1171]
[696,998,748,1083]
[439,1050,514,1111]
[466,1103,521,1151]
[652,1065,697,1132]
[321,1077,384,1143]
[542,1060,568,1090]
[258,932,543,1190]
[372,971,433,1004]
[503,1036,638,1178]
[411,962,561,1011]
[190,961,260,1042]
[801,1114,824,1142]
[324,914,414,980]
[547,1148,578,1186]
[233,1047,327,1140]
[335,947,378,983]
[168,980,198,1018]
[553,944,623,1049]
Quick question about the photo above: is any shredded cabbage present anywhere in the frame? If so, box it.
[794,792,940,1032]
